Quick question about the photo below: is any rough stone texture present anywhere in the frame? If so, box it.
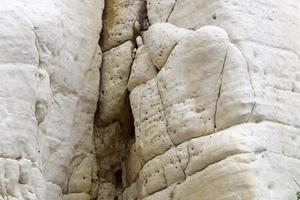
[143,23,192,70]
[128,45,157,92]
[0,0,104,199]
[94,122,128,183]
[122,1,300,199]
[2,0,300,200]
[98,41,134,125]
[101,0,146,51]
[147,0,176,24]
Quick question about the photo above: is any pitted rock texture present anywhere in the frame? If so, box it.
[121,0,300,200]
[1,0,300,200]
[0,0,104,199]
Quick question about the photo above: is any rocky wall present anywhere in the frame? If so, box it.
[0,1,104,199]
[1,0,300,200]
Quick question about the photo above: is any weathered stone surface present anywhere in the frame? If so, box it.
[94,122,128,183]
[2,0,300,200]
[123,182,138,200]
[123,3,300,197]
[101,0,146,51]
[128,45,157,92]
[157,25,229,145]
[97,183,115,200]
[130,79,174,163]
[136,122,299,197]
[215,43,254,130]
[0,0,104,199]
[147,0,176,24]
[143,23,192,70]
[62,193,90,200]
[99,41,134,125]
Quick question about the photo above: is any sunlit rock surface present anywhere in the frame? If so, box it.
[1,0,300,200]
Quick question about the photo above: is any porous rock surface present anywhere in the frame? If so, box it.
[1,0,300,200]
[0,0,104,199]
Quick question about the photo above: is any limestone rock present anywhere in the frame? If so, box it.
[147,0,176,24]
[2,1,300,200]
[130,79,174,163]
[99,41,134,125]
[46,183,63,200]
[0,0,104,199]
[101,0,146,51]
[157,25,229,145]
[215,43,255,130]
[128,45,157,92]
[122,182,137,200]
[168,0,300,55]
[62,193,90,200]
[97,183,115,200]
[68,156,93,193]
[94,122,128,182]
[143,23,192,69]
[126,143,143,184]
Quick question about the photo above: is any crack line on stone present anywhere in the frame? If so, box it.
[237,39,300,62]
[174,148,187,179]
[213,46,229,130]
[132,119,300,187]
[102,39,133,54]
[155,79,176,147]
[125,119,300,195]
[292,177,300,188]
[142,151,254,199]
[234,43,256,123]
[166,0,178,22]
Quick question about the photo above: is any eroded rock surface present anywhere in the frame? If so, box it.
[1,0,300,200]
[121,1,300,200]
[0,0,104,199]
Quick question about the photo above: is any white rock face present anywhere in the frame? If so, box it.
[128,45,157,92]
[0,0,104,199]
[2,0,300,200]
[143,23,192,69]
[122,1,300,200]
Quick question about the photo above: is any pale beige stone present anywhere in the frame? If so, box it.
[215,43,255,130]
[0,0,104,199]
[63,193,90,200]
[157,25,229,145]
[97,183,115,200]
[143,23,192,69]
[101,0,146,51]
[130,79,174,163]
[122,182,137,200]
[68,156,93,193]
[99,41,134,124]
[128,45,157,92]
[94,122,128,182]
[147,0,176,24]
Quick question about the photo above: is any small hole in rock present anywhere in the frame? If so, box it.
[212,14,217,20]
[115,169,122,188]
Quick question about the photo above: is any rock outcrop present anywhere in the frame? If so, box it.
[0,0,104,199]
[1,0,300,200]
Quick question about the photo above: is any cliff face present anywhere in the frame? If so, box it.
[0,1,104,199]
[1,1,300,200]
